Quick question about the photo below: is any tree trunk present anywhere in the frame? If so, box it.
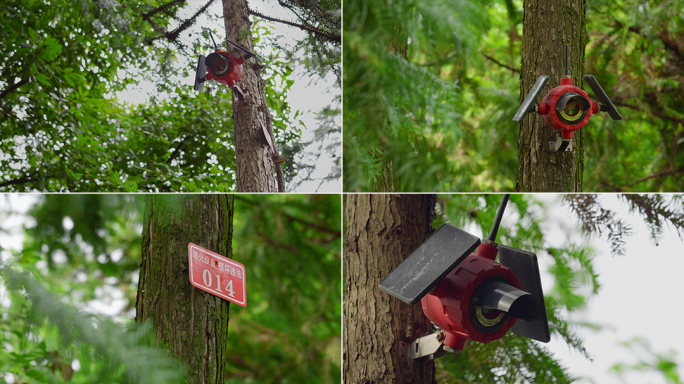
[344,194,436,384]
[516,0,587,192]
[136,195,234,384]
[222,0,278,192]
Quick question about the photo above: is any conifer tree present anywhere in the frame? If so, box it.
[516,0,587,192]
[136,194,234,383]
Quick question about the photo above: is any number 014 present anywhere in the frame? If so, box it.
[202,269,235,297]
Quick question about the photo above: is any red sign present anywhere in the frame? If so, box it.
[188,243,247,307]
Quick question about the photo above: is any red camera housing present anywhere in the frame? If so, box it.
[538,78,598,139]
[421,242,521,350]
[513,44,622,148]
[379,223,550,356]
[193,32,261,94]
[204,50,244,88]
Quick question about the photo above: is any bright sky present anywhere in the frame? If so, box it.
[533,194,684,384]
[117,1,340,192]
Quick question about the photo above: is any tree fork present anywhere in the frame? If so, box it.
[344,194,436,383]
[516,0,587,192]
[222,0,279,192]
[137,195,234,384]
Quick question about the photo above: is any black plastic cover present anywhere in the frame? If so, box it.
[513,75,550,122]
[194,55,206,92]
[378,223,480,305]
[498,245,550,343]
[225,38,262,62]
[583,74,622,120]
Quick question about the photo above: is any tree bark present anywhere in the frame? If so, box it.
[222,0,278,192]
[136,195,234,384]
[344,194,436,384]
[516,0,587,192]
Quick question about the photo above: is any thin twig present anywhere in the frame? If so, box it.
[142,0,186,21]
[625,167,684,187]
[0,170,43,188]
[0,78,28,101]
[481,52,520,73]
[234,195,340,236]
[166,133,195,164]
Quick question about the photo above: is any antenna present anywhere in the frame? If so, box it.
[209,31,218,50]
[564,44,569,77]
[487,194,510,242]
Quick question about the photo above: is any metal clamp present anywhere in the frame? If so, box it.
[230,85,248,99]
[549,137,573,152]
[401,331,458,361]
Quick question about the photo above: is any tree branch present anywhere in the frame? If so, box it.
[0,78,29,101]
[481,52,520,73]
[613,100,684,126]
[0,170,44,189]
[166,133,195,164]
[234,195,340,236]
[625,167,684,187]
[247,8,340,44]
[144,0,215,43]
[166,0,215,42]
[142,0,186,21]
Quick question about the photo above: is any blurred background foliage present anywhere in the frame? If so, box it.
[0,193,341,383]
[343,0,684,192]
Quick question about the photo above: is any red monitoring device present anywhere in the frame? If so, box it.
[193,31,261,98]
[379,195,550,360]
[513,45,622,151]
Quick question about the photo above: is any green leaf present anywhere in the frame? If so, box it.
[36,73,51,86]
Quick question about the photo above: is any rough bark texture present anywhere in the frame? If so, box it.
[222,0,278,192]
[136,195,234,384]
[344,194,436,384]
[517,0,587,192]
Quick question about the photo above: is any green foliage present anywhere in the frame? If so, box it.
[226,195,341,383]
[0,265,186,383]
[0,1,307,192]
[583,0,684,191]
[0,193,341,383]
[344,0,684,191]
[564,194,684,252]
[437,335,575,384]
[290,97,341,191]
[343,0,488,191]
[610,337,682,384]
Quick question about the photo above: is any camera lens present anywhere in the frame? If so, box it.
[205,53,232,77]
[556,92,589,125]
[564,100,579,117]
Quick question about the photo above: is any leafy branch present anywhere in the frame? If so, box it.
[247,7,340,44]
[563,194,633,256]
[1,263,187,383]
